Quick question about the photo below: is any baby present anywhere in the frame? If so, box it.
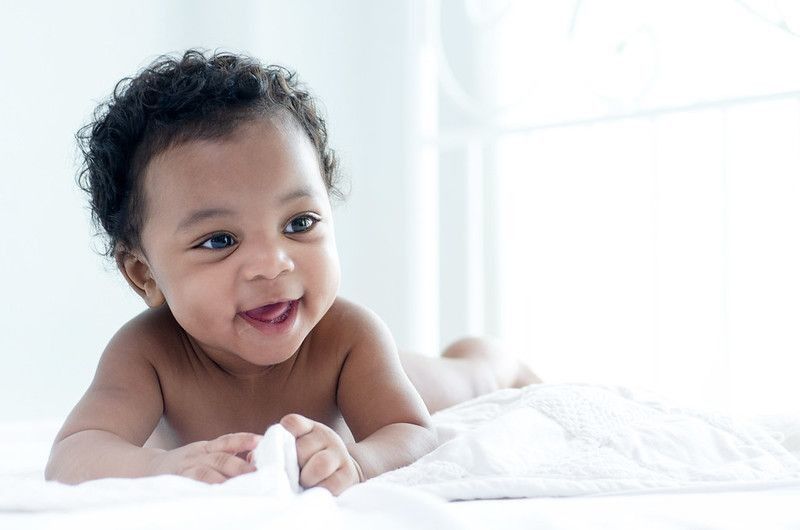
[45,49,539,495]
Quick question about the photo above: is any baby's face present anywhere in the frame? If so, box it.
[136,116,340,374]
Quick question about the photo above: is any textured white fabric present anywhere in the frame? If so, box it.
[0,424,462,528]
[371,383,800,500]
[3,383,800,523]
[0,424,300,511]
[250,423,302,495]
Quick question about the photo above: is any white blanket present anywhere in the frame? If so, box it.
[373,383,800,499]
[2,383,800,522]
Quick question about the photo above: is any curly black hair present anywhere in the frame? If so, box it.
[76,49,343,265]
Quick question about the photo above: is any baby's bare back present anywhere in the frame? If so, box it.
[133,304,354,449]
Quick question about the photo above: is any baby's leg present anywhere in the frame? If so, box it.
[399,337,541,414]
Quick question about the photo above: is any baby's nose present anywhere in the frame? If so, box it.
[242,242,295,280]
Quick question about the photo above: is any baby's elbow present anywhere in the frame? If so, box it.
[417,423,439,456]
[44,451,63,482]
[44,454,86,485]
[44,437,81,484]
[43,461,54,482]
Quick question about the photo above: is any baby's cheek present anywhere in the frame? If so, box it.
[326,245,341,286]
[170,284,225,337]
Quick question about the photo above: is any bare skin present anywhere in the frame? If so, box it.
[400,337,542,414]
[45,115,538,494]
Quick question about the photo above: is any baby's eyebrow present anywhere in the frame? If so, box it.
[176,207,236,234]
[278,186,316,203]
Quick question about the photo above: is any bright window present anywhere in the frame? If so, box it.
[432,0,800,414]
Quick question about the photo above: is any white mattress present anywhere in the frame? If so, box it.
[3,384,800,529]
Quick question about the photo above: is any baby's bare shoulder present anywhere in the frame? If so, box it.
[109,304,184,365]
[54,306,177,445]
[310,297,395,361]
[321,296,385,323]
[315,297,387,342]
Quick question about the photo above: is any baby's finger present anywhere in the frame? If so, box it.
[280,413,315,438]
[184,466,228,484]
[299,448,340,488]
[317,470,354,497]
[204,451,257,478]
[206,432,262,455]
[295,432,329,467]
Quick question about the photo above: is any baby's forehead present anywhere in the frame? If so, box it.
[146,113,315,176]
[139,118,326,218]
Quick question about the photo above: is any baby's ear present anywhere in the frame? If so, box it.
[115,246,166,308]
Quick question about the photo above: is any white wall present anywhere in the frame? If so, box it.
[0,0,425,422]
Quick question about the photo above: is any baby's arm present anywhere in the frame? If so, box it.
[293,302,437,490]
[45,316,259,484]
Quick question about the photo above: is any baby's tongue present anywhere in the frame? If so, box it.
[245,302,290,322]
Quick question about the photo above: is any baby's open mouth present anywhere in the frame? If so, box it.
[243,300,296,324]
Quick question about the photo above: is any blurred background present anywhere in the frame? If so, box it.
[1,0,799,423]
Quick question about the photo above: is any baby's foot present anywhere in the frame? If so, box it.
[513,362,542,388]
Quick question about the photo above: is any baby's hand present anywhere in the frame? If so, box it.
[149,432,262,484]
[280,413,364,495]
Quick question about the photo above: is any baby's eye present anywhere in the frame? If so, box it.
[284,213,320,234]
[198,233,237,250]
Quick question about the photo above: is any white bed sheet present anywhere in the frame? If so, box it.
[3,384,800,530]
[3,482,799,530]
